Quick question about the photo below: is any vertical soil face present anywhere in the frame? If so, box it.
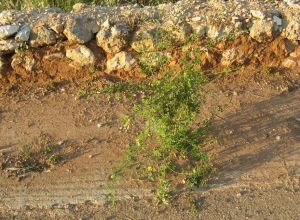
[0,35,295,91]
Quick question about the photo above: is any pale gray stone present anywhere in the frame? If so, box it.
[64,16,93,44]
[131,27,155,53]
[29,26,57,47]
[282,20,300,41]
[96,22,129,54]
[106,52,136,72]
[162,21,192,41]
[0,25,20,39]
[24,56,35,71]
[250,10,265,19]
[284,0,300,9]
[66,45,95,66]
[221,48,246,66]
[250,19,280,42]
[12,55,36,72]
[0,39,20,54]
[282,58,297,69]
[15,25,31,42]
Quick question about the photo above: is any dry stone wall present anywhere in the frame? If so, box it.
[0,0,299,74]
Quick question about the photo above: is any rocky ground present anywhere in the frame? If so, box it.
[0,0,300,76]
[0,0,300,219]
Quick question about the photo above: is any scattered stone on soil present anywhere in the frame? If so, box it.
[0,39,20,54]
[221,48,246,67]
[66,45,96,66]
[0,0,299,218]
[11,53,36,72]
[282,58,298,69]
[106,51,136,72]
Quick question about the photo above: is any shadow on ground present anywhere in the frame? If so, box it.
[211,89,300,186]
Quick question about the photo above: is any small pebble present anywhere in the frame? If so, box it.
[276,135,281,141]
[58,140,65,145]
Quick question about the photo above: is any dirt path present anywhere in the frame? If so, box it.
[0,74,300,219]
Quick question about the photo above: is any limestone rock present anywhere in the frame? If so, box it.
[96,21,129,54]
[66,45,95,66]
[273,16,282,26]
[162,21,192,41]
[282,46,300,69]
[290,46,300,58]
[250,19,280,42]
[11,55,22,70]
[221,49,237,66]
[131,26,174,52]
[29,26,57,47]
[0,10,18,25]
[11,54,36,72]
[250,10,265,19]
[15,25,31,42]
[282,20,300,41]
[106,52,136,72]
[284,0,300,9]
[63,16,93,44]
[221,48,246,66]
[131,28,155,53]
[207,25,225,39]
[282,58,297,69]
[24,56,36,71]
[43,52,65,61]
[48,15,65,34]
[86,18,99,34]
[0,25,20,39]
[0,39,20,54]
[191,24,208,38]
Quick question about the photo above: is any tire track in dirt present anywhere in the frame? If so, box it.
[0,89,299,208]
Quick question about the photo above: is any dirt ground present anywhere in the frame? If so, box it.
[0,37,300,219]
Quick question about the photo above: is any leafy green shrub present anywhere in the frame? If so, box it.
[104,52,215,204]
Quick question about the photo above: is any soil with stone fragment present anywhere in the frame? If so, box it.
[0,36,300,219]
